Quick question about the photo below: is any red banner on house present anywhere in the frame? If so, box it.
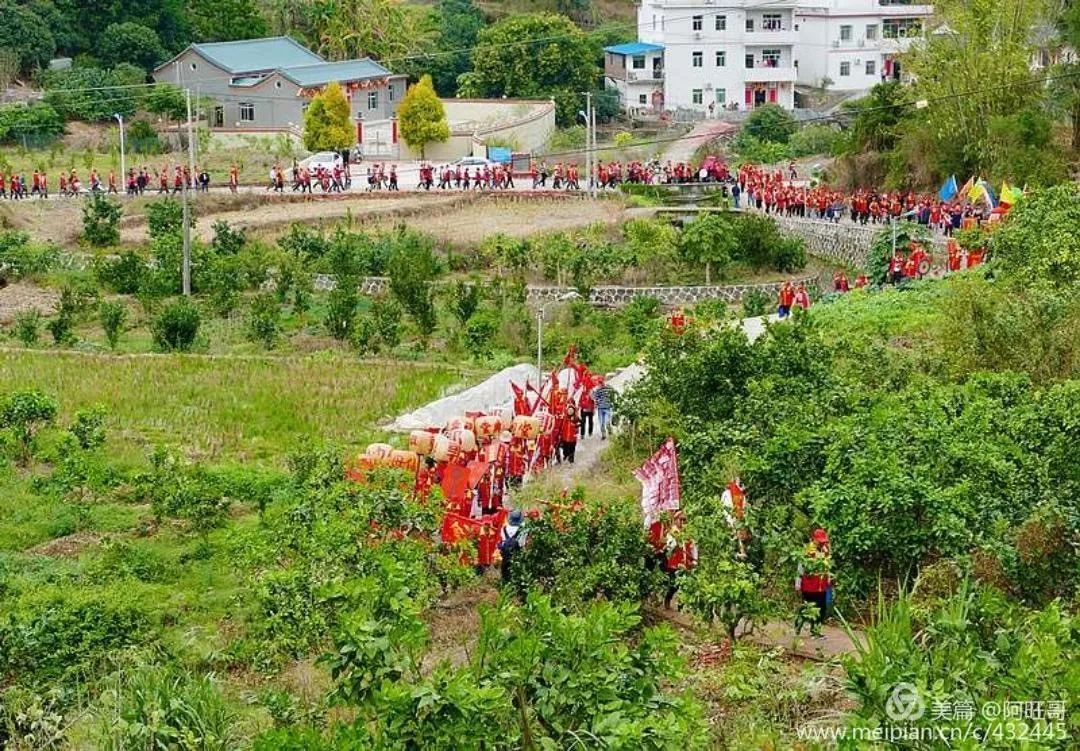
[633,437,681,527]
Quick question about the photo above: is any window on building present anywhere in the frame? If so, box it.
[866,24,878,40]
[879,0,917,5]
[715,87,726,104]
[745,53,755,69]
[388,84,395,102]
[692,15,703,31]
[368,91,378,109]
[212,106,223,128]
[632,55,646,69]
[883,18,922,38]
[692,88,703,105]
[762,13,782,31]
[652,15,656,30]
[639,94,648,104]
[839,61,851,76]
[715,15,726,31]
[239,102,255,122]
[840,25,853,41]
[762,49,782,66]
[745,18,754,32]
[692,51,703,67]
[190,62,197,71]
[865,60,876,75]
[715,50,726,67]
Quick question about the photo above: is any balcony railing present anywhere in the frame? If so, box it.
[628,70,664,81]
[744,66,797,82]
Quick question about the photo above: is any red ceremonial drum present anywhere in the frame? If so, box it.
[408,430,436,456]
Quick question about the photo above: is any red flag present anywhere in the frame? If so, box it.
[633,438,681,527]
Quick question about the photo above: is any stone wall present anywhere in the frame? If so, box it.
[767,214,947,269]
[314,274,821,308]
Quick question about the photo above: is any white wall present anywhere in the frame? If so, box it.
[638,1,798,112]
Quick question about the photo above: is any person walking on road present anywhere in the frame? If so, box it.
[795,528,833,639]
[578,383,595,438]
[592,377,616,440]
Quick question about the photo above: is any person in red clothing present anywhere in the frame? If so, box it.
[558,403,579,464]
[793,282,811,310]
[888,251,906,285]
[578,383,595,439]
[777,281,795,318]
[795,528,833,638]
[661,514,698,609]
[854,273,869,289]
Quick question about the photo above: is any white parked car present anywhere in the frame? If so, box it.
[300,151,344,172]
[452,156,499,168]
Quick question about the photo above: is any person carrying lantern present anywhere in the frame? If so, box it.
[795,528,833,639]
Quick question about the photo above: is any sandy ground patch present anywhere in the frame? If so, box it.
[0,281,60,323]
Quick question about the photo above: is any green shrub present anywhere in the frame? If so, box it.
[13,309,41,347]
[69,405,107,450]
[0,590,154,685]
[788,123,841,157]
[151,298,201,352]
[98,300,127,349]
[741,288,770,317]
[211,220,246,256]
[146,199,189,239]
[325,287,357,341]
[81,193,123,247]
[743,104,797,143]
[137,448,230,533]
[92,665,241,751]
[0,230,59,279]
[0,389,58,465]
[95,250,146,294]
[464,308,499,357]
[247,292,281,349]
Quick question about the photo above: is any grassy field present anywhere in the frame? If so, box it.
[0,349,474,464]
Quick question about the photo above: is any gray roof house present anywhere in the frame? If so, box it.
[152,37,407,138]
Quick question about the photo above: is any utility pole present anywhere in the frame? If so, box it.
[113,113,125,190]
[182,87,193,296]
[583,91,592,198]
[589,95,598,199]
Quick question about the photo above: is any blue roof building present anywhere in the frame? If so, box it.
[153,37,407,135]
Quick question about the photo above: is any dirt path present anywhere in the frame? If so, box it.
[660,120,737,164]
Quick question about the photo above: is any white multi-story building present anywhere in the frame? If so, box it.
[625,0,800,114]
[794,0,934,91]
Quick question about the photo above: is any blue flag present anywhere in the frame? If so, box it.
[939,174,958,201]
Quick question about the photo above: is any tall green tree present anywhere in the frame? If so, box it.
[397,75,450,159]
[904,0,1051,179]
[458,13,600,125]
[743,103,797,143]
[425,0,484,96]
[303,81,353,152]
[269,0,434,64]
[1052,0,1080,149]
[679,213,736,284]
[97,22,166,71]
[188,0,267,42]
[0,0,57,75]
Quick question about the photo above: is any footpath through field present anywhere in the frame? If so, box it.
[391,312,863,660]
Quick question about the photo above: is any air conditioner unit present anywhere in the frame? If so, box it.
[694,32,703,40]
[831,40,840,48]
[704,83,713,90]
